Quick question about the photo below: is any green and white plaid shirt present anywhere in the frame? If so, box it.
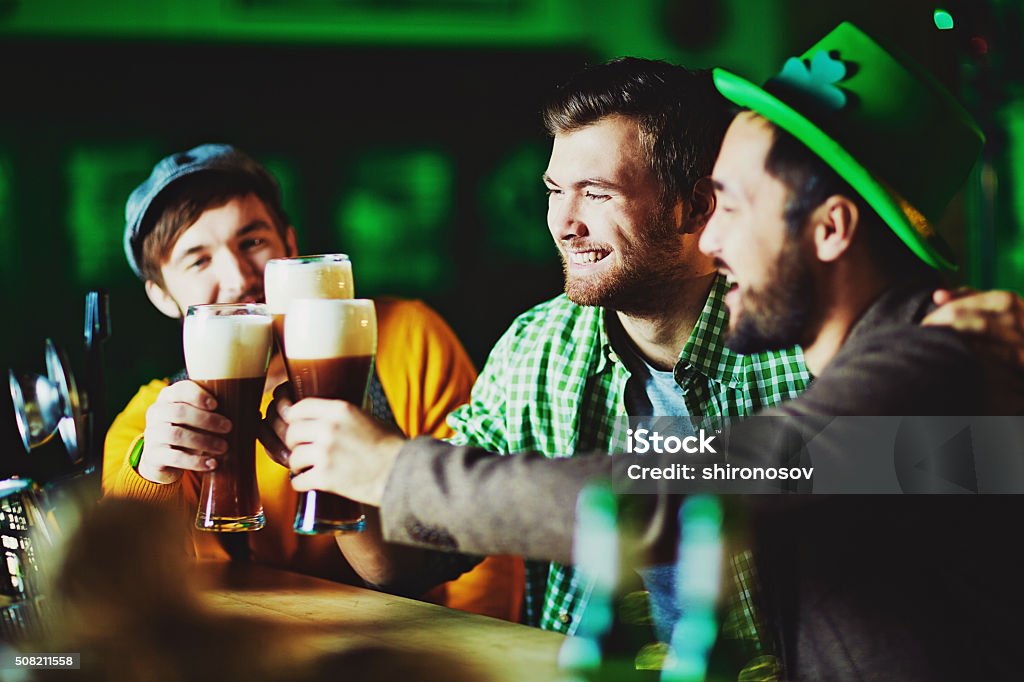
[447,276,810,633]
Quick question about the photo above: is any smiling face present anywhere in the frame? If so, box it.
[543,115,697,314]
[699,112,816,353]
[145,193,296,318]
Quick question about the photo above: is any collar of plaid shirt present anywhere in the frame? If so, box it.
[446,275,811,633]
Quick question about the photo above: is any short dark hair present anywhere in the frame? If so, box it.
[763,122,937,281]
[542,57,731,206]
[140,171,291,287]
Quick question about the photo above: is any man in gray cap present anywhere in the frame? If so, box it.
[102,144,523,621]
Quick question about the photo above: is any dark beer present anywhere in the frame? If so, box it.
[193,377,265,529]
[285,298,376,534]
[289,356,374,405]
[265,255,353,379]
[289,355,374,532]
[185,304,273,532]
[272,313,286,360]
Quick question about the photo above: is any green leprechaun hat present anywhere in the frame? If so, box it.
[712,21,984,270]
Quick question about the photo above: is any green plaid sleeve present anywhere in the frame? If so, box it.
[446,297,606,455]
[446,316,522,454]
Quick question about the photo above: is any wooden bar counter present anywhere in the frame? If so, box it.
[195,561,565,681]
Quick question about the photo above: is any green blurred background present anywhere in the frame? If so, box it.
[0,0,1021,473]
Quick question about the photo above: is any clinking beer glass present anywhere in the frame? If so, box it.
[286,298,376,534]
[184,303,273,532]
[264,254,354,354]
[263,254,365,533]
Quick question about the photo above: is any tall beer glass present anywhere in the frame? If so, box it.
[184,303,273,532]
[285,298,376,534]
[264,254,354,358]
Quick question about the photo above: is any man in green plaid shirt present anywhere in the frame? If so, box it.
[445,58,810,635]
[447,279,809,633]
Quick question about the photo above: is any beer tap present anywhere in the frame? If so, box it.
[8,339,85,467]
[0,290,109,640]
[7,289,110,479]
[83,290,111,476]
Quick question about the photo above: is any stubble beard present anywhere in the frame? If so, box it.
[725,237,815,355]
[561,209,692,317]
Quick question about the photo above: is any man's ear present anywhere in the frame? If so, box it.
[145,280,184,319]
[284,226,298,257]
[681,177,716,234]
[810,195,859,263]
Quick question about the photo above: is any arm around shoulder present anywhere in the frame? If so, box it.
[777,325,994,416]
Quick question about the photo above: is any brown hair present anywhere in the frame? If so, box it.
[542,57,731,207]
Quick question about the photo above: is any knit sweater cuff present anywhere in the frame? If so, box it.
[112,436,181,504]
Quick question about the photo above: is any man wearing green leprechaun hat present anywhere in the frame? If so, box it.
[702,21,990,377]
[689,21,1021,678]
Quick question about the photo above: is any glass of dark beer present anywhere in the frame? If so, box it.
[285,298,376,534]
[184,303,273,532]
[264,254,354,358]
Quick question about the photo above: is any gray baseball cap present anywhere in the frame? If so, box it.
[123,143,281,278]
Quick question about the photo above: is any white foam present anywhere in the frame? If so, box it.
[284,299,376,359]
[184,314,273,379]
[265,259,355,314]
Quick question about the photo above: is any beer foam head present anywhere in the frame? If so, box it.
[184,310,273,380]
[285,298,376,359]
[264,255,354,314]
